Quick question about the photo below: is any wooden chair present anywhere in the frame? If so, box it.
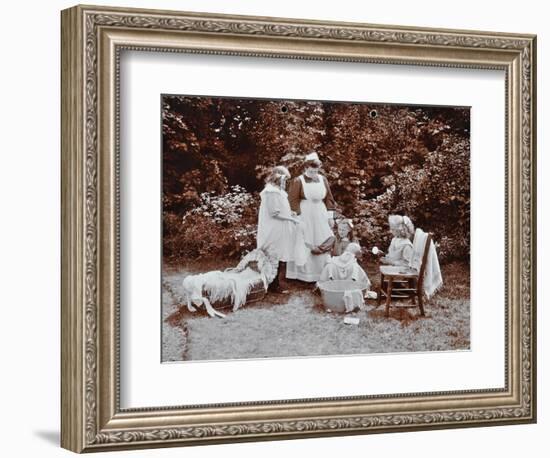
[376,233,432,318]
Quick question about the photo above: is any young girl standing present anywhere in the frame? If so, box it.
[257,166,300,292]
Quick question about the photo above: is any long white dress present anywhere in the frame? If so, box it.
[256,183,296,262]
[286,175,334,282]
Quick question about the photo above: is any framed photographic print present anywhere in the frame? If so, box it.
[61,4,537,453]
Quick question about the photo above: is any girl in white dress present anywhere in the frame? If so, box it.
[286,152,337,282]
[257,166,300,292]
[381,214,415,266]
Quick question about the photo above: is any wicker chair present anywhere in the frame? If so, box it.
[210,248,278,310]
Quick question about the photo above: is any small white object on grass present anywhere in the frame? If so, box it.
[365,290,378,300]
[343,316,360,325]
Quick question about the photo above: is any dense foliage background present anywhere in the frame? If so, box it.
[162,95,470,265]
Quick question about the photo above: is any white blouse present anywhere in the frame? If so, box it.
[385,237,414,266]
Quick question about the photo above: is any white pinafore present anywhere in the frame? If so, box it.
[256,184,296,262]
[286,175,334,282]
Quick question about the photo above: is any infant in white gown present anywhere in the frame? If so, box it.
[319,243,371,289]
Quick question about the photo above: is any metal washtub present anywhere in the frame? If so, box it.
[317,280,369,313]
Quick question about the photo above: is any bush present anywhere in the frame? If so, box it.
[351,135,470,262]
[163,186,259,263]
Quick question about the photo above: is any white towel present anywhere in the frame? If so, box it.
[410,229,443,298]
[343,289,365,312]
[293,221,310,267]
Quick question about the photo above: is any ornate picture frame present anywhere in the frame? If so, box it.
[61,4,536,453]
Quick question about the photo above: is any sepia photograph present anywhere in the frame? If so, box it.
[161,95,471,363]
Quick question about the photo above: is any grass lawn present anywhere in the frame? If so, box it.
[162,260,470,362]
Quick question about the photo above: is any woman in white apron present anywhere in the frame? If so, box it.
[286,152,337,282]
